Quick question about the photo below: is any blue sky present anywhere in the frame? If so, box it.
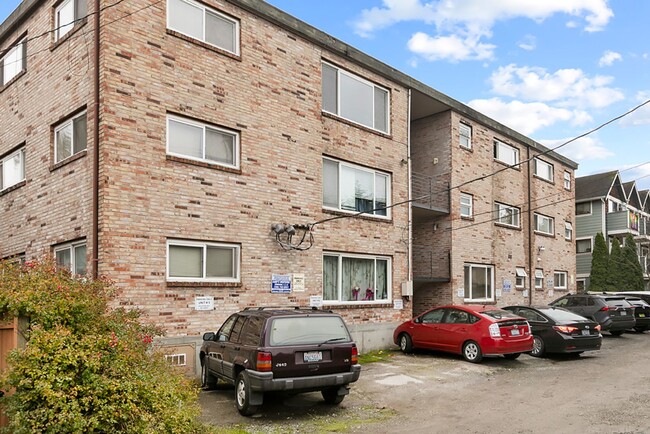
[2,0,650,191]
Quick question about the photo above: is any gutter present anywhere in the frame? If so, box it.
[91,0,100,278]
[407,89,413,284]
[527,146,533,305]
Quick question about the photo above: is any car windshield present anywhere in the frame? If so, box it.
[269,316,351,346]
[605,299,632,308]
[481,309,522,320]
[539,308,587,322]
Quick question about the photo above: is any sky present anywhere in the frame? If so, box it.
[2,0,650,191]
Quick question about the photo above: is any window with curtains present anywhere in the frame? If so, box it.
[54,111,87,163]
[55,240,87,275]
[167,240,240,282]
[167,115,239,169]
[322,157,390,217]
[463,263,494,302]
[323,253,390,303]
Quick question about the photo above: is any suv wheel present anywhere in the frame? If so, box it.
[462,341,483,363]
[235,371,258,416]
[399,333,413,353]
[321,388,345,405]
[201,360,217,390]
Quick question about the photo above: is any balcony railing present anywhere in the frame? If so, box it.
[411,172,450,216]
[413,245,450,282]
[607,210,639,234]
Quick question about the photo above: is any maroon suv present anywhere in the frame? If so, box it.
[200,307,361,416]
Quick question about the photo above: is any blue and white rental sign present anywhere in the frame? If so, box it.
[271,274,292,293]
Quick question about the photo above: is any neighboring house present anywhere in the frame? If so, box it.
[0,0,577,371]
[575,171,649,291]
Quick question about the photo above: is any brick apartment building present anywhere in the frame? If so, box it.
[1,0,577,371]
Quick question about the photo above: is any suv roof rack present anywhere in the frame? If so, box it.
[243,306,333,313]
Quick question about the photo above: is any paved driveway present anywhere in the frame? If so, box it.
[199,332,650,433]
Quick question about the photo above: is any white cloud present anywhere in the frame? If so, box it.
[518,35,536,51]
[539,137,615,161]
[407,32,496,62]
[488,64,624,109]
[467,98,591,135]
[598,50,622,67]
[619,91,650,126]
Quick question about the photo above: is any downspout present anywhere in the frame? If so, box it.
[92,0,100,278]
[527,147,533,305]
[407,89,413,290]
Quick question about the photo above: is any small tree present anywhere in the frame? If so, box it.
[0,260,207,433]
[608,237,623,291]
[589,232,609,292]
[621,233,644,291]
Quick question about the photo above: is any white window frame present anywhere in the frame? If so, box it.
[494,140,519,166]
[166,0,240,55]
[165,353,187,366]
[608,199,625,213]
[321,62,390,134]
[495,202,521,228]
[463,263,495,303]
[54,240,87,275]
[166,239,240,283]
[576,238,592,254]
[565,221,573,240]
[459,123,472,149]
[576,202,592,216]
[534,213,554,236]
[563,171,571,190]
[322,252,391,305]
[460,192,473,218]
[166,115,240,169]
[322,157,391,218]
[515,267,527,288]
[534,157,554,182]
[0,148,26,191]
[554,271,567,290]
[534,269,544,289]
[1,37,26,86]
[55,0,85,41]
[54,111,87,163]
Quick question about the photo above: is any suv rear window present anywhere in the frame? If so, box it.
[269,316,351,346]
[481,309,522,320]
[605,298,632,308]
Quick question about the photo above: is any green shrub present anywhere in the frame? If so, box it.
[0,260,206,433]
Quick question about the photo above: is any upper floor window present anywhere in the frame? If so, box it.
[167,115,239,169]
[608,200,624,213]
[495,202,520,228]
[55,240,87,275]
[323,252,390,303]
[534,157,554,182]
[0,148,25,191]
[55,0,87,41]
[459,123,472,149]
[534,213,554,236]
[460,192,473,217]
[323,157,389,217]
[463,263,494,302]
[563,171,571,190]
[576,238,592,254]
[565,221,573,240]
[167,0,240,55]
[322,62,389,133]
[554,271,567,290]
[1,38,26,86]
[493,140,519,166]
[55,111,87,163]
[515,267,527,288]
[167,239,240,282]
[576,202,591,216]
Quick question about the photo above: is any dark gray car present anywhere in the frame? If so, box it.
[550,294,635,335]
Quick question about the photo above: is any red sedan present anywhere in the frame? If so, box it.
[393,305,533,363]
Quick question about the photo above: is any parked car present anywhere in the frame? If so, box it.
[502,305,602,357]
[612,291,650,305]
[200,307,361,416]
[393,305,533,363]
[620,297,650,332]
[550,294,635,335]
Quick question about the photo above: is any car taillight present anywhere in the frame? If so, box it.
[256,351,272,372]
[595,325,602,332]
[553,325,579,334]
[599,306,610,312]
[489,323,500,338]
[351,346,358,364]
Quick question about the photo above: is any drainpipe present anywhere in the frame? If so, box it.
[527,147,533,305]
[407,89,413,289]
[91,0,100,279]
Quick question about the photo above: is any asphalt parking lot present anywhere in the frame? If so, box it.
[199,331,650,433]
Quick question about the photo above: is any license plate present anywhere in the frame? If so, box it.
[639,314,646,318]
[581,330,590,336]
[620,311,627,316]
[303,351,322,362]
[511,329,520,336]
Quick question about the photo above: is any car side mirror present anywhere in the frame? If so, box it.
[202,332,215,341]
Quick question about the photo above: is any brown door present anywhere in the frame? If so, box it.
[0,319,17,428]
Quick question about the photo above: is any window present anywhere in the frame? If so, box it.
[55,241,87,275]
[55,111,87,163]
[167,240,240,282]
[576,239,592,254]
[0,148,25,191]
[463,264,494,302]
[554,271,567,289]
[534,158,554,182]
[459,123,472,149]
[608,200,624,213]
[322,62,389,133]
[460,193,473,218]
[515,267,527,288]
[565,221,573,240]
[167,115,239,169]
[322,157,390,217]
[493,140,519,166]
[495,202,520,228]
[576,202,591,216]
[167,0,239,54]
[534,269,544,289]
[55,0,87,41]
[1,38,26,86]
[564,171,571,190]
[534,213,554,235]
[323,253,390,303]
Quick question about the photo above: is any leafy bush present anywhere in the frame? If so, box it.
[0,260,207,433]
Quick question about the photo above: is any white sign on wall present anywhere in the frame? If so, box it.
[292,273,305,292]
[457,288,465,298]
[310,295,323,308]
[195,296,214,311]
[393,299,403,310]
